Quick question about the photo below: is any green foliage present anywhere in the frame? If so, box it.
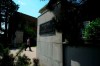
[0,48,14,66]
[0,44,4,56]
[24,26,36,38]
[82,18,100,40]
[0,44,32,66]
[3,48,10,55]
[0,44,10,56]
[15,54,31,66]
[0,0,19,46]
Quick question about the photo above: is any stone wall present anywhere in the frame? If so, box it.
[37,11,63,66]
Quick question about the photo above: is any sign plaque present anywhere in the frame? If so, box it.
[39,20,55,36]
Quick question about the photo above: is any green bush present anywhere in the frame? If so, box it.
[24,26,36,38]
[15,54,31,66]
[82,18,100,40]
[0,44,32,66]
[0,48,14,66]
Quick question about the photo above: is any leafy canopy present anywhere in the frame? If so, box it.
[83,18,100,40]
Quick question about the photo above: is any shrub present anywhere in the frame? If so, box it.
[82,18,100,40]
[0,48,14,66]
[15,54,31,66]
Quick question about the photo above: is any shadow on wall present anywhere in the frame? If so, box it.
[64,46,100,66]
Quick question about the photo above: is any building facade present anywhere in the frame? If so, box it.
[10,12,37,47]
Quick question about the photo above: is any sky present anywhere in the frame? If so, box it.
[13,0,49,17]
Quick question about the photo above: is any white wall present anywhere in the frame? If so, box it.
[37,11,63,66]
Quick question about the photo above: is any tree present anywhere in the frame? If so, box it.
[24,22,37,46]
[24,19,37,38]
[0,0,18,46]
[45,0,100,45]
[83,18,100,40]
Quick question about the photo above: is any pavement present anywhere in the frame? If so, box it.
[10,47,36,66]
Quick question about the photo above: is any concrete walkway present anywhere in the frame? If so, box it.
[10,47,36,66]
